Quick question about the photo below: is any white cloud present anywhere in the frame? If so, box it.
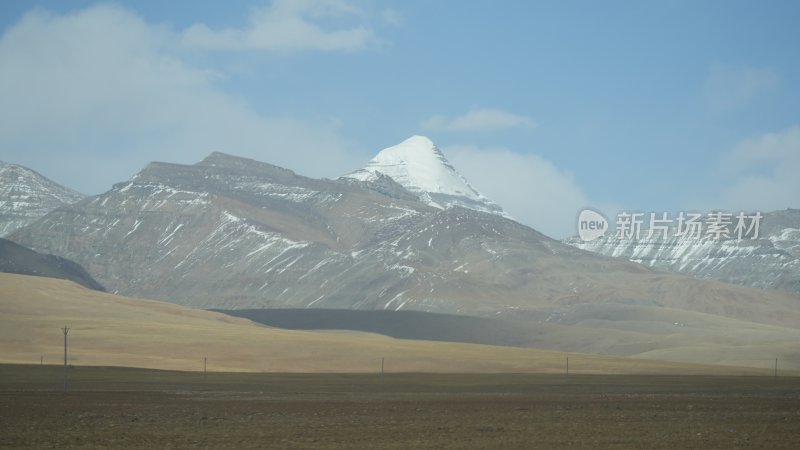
[703,63,779,113]
[422,108,536,133]
[0,4,364,195]
[180,0,377,53]
[715,125,800,212]
[445,145,591,238]
[380,8,404,27]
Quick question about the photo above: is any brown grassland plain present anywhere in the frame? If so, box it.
[1,365,800,449]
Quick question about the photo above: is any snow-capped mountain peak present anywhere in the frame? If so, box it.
[343,135,510,218]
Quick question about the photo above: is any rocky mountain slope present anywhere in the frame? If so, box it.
[565,209,800,294]
[0,161,84,236]
[8,138,800,335]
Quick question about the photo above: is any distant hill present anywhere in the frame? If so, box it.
[0,238,104,291]
[216,308,541,346]
[217,308,800,370]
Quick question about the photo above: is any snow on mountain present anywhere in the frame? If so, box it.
[0,161,84,236]
[342,136,511,219]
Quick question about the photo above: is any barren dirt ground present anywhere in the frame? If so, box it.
[1,365,799,449]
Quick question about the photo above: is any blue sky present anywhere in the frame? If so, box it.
[0,1,798,237]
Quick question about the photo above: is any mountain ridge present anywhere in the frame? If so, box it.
[0,161,84,236]
[8,143,800,336]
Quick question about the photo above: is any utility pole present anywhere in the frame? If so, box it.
[775,358,778,378]
[204,357,207,378]
[62,326,70,392]
[566,357,569,378]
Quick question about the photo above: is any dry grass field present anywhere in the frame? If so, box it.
[1,365,799,449]
[0,273,782,375]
